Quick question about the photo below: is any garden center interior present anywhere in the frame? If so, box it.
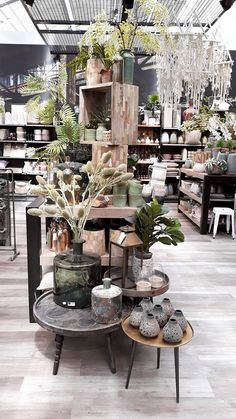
[0,1,236,418]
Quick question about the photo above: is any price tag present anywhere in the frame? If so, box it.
[117,232,126,245]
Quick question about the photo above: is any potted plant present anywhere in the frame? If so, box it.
[144,93,161,125]
[127,153,139,172]
[133,198,184,276]
[84,119,98,142]
[205,158,227,174]
[28,151,134,309]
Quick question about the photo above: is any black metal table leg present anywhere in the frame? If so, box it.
[157,348,161,369]
[125,340,136,389]
[106,333,116,374]
[53,334,64,375]
[174,347,179,403]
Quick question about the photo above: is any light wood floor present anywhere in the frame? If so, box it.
[0,201,236,419]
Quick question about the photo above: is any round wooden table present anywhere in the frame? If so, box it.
[33,290,131,375]
[122,316,194,403]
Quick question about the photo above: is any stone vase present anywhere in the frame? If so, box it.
[133,250,153,279]
[140,297,153,313]
[171,309,188,332]
[139,313,160,338]
[129,304,144,328]
[152,304,168,327]
[161,297,174,318]
[163,318,183,343]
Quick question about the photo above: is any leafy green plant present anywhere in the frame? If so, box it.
[0,105,5,114]
[35,105,84,160]
[226,139,234,150]
[128,153,139,168]
[38,98,56,124]
[216,138,225,148]
[135,198,184,254]
[67,47,90,76]
[85,119,98,129]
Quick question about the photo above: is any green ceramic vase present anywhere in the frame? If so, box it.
[121,49,134,85]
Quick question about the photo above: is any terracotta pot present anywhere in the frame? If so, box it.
[101,69,113,83]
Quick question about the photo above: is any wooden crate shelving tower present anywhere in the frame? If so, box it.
[79,82,139,166]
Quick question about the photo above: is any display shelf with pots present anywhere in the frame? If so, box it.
[178,168,236,234]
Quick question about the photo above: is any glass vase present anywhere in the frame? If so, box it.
[53,240,101,309]
[121,49,134,84]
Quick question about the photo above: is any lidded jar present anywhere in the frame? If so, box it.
[92,278,122,324]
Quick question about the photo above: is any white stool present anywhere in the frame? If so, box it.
[208,207,235,239]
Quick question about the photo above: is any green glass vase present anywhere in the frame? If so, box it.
[121,49,134,85]
[53,239,101,309]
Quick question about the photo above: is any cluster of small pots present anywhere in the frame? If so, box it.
[129,297,188,343]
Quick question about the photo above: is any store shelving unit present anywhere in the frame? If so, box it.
[178,168,236,234]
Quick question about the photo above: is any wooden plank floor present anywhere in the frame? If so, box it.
[0,202,236,418]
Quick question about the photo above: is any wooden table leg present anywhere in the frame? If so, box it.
[53,334,64,375]
[174,347,179,403]
[106,333,116,374]
[125,340,136,389]
[157,348,161,369]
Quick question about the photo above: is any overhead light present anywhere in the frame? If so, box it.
[24,0,34,6]
[220,0,235,11]
[64,0,74,21]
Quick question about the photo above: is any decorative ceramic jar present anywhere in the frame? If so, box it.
[140,297,153,313]
[161,297,174,318]
[53,240,101,309]
[139,312,160,338]
[101,69,113,83]
[129,304,144,328]
[171,309,188,332]
[96,123,106,141]
[128,180,143,195]
[184,130,201,145]
[113,183,128,195]
[128,194,144,207]
[217,151,228,162]
[91,278,122,324]
[170,132,177,144]
[84,128,96,141]
[152,304,168,327]
[161,132,170,144]
[112,194,127,207]
[227,153,236,173]
[163,318,183,343]
[120,49,134,84]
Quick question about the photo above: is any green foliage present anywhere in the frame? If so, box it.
[216,138,226,148]
[0,105,5,114]
[226,139,234,150]
[128,153,139,168]
[135,199,184,253]
[67,47,89,76]
[85,119,98,129]
[38,99,55,124]
[205,158,227,173]
[19,74,47,96]
[25,96,41,113]
[93,43,114,70]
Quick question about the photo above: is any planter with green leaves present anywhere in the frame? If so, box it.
[133,199,184,277]
[205,158,227,175]
[84,120,98,142]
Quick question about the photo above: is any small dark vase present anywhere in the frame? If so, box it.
[171,309,188,332]
[129,304,144,328]
[163,318,183,343]
[139,312,160,338]
[152,304,168,327]
[161,297,174,318]
[53,240,101,309]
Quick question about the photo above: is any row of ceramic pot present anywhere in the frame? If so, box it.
[113,180,144,208]
[129,297,188,343]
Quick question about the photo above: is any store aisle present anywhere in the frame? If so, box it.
[0,201,236,419]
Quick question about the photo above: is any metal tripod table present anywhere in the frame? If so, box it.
[122,316,194,403]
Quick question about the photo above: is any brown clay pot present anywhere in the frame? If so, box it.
[101,69,113,83]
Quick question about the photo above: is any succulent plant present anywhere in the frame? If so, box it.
[205,158,227,174]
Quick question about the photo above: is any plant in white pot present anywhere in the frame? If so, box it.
[133,199,184,277]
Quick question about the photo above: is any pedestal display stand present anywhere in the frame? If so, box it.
[33,290,132,375]
[0,168,20,260]
[122,316,194,403]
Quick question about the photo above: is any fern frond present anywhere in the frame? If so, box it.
[19,74,48,96]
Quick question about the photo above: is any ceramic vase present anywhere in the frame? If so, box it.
[129,304,144,328]
[152,304,168,327]
[96,123,106,141]
[170,132,177,144]
[227,153,236,173]
[161,297,174,318]
[140,297,153,313]
[101,69,113,83]
[121,49,134,84]
[161,132,170,144]
[184,130,201,145]
[84,128,96,141]
[139,313,160,338]
[171,309,188,332]
[163,318,183,343]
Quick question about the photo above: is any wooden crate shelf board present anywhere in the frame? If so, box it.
[179,186,202,204]
[178,205,201,227]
